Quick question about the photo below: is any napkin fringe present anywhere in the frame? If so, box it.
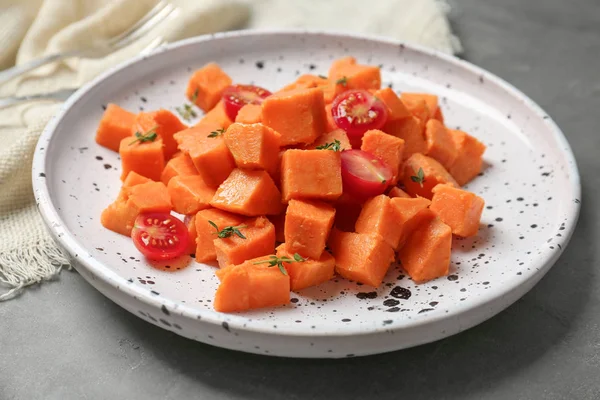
[0,239,70,301]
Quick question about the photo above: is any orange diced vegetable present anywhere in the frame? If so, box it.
[223,123,281,175]
[174,123,236,188]
[425,119,457,170]
[160,153,198,185]
[329,229,395,287]
[307,129,351,151]
[383,117,427,159]
[329,57,381,90]
[198,100,232,129]
[195,208,244,263]
[211,169,283,216]
[284,199,335,259]
[262,87,326,146]
[167,175,215,215]
[430,184,484,237]
[355,194,406,249]
[402,153,458,199]
[235,104,262,124]
[397,210,451,283]
[281,149,343,202]
[119,136,164,181]
[276,244,335,291]
[95,104,135,152]
[361,129,405,185]
[133,109,188,160]
[390,196,432,247]
[187,63,232,112]
[213,216,276,268]
[401,93,439,119]
[214,256,290,312]
[447,129,486,186]
[373,88,411,121]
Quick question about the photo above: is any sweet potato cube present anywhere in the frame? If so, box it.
[133,109,188,160]
[195,209,244,263]
[95,104,136,152]
[262,88,326,146]
[355,195,406,249]
[382,117,426,159]
[425,119,457,170]
[119,136,165,181]
[397,210,451,283]
[126,181,172,214]
[235,104,262,124]
[447,129,486,186]
[284,199,335,259]
[433,107,445,123]
[307,129,351,151]
[276,244,335,291]
[361,129,405,185]
[174,123,236,188]
[211,169,283,216]
[186,63,232,112]
[402,153,458,199]
[223,123,281,174]
[213,216,276,268]
[401,93,439,119]
[328,230,395,287]
[373,88,411,121]
[329,57,381,90]
[198,100,232,129]
[430,184,484,237]
[185,215,197,255]
[388,186,411,199]
[214,264,251,312]
[167,175,215,215]
[121,171,152,190]
[281,149,343,202]
[160,153,198,185]
[214,257,290,312]
[100,200,139,237]
[390,196,432,248]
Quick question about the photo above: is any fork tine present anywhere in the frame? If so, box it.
[110,3,177,50]
[106,1,170,46]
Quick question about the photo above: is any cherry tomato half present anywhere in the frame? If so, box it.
[222,84,272,121]
[131,212,190,261]
[340,150,393,201]
[331,90,388,148]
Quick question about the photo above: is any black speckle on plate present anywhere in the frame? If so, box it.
[161,305,170,316]
[222,321,230,332]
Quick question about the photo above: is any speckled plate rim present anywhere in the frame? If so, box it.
[32,29,581,338]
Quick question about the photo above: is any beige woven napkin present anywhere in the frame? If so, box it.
[0,0,460,300]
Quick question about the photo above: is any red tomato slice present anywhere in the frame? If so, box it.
[341,150,393,200]
[131,212,190,261]
[331,90,388,148]
[222,84,272,121]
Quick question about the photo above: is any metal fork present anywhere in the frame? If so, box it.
[0,1,176,86]
[0,36,167,109]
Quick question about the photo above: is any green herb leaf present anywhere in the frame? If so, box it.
[176,103,198,122]
[315,139,341,152]
[209,221,247,239]
[191,88,199,103]
[335,76,348,87]
[129,126,158,145]
[252,254,306,276]
[207,128,225,138]
[410,167,426,188]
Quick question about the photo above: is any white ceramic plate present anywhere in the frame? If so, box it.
[33,30,580,358]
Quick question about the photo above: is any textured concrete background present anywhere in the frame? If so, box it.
[2,0,599,398]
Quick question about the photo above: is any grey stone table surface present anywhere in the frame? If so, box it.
[2,0,599,399]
